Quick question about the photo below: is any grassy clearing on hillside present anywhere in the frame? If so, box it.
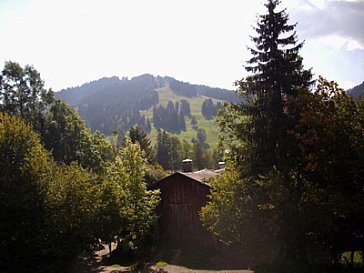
[141,87,221,150]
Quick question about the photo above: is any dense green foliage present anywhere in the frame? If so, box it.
[43,100,113,173]
[46,162,101,269]
[204,79,364,271]
[0,112,103,272]
[0,61,113,174]
[103,139,160,254]
[156,130,182,171]
[202,1,364,272]
[0,62,161,272]
[0,112,53,272]
[0,61,55,132]
[155,129,217,171]
[126,125,155,163]
[0,111,160,272]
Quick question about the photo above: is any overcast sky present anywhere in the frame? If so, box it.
[0,0,363,91]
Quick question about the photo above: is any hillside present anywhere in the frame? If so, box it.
[347,81,364,100]
[56,75,239,149]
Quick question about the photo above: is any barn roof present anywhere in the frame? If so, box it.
[151,169,222,189]
[180,169,220,183]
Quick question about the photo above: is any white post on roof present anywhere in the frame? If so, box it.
[182,159,193,172]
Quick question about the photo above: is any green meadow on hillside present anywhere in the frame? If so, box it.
[141,86,221,150]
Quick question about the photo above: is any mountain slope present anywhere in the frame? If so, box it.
[57,76,121,104]
[347,81,364,100]
[57,74,159,134]
[56,75,238,148]
[142,86,224,149]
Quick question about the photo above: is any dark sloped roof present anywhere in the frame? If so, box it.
[150,169,222,189]
[179,169,220,182]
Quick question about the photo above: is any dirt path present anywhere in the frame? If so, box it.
[71,245,253,273]
[71,243,128,273]
[150,265,253,273]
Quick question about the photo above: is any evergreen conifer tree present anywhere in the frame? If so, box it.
[202,0,316,270]
[235,0,312,175]
[126,125,155,163]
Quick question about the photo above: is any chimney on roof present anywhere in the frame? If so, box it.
[182,159,193,172]
[218,161,225,169]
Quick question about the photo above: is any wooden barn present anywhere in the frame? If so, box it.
[151,167,222,246]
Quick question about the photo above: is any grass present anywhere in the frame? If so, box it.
[155,261,168,267]
[142,86,222,150]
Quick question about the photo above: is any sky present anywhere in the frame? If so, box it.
[0,0,363,91]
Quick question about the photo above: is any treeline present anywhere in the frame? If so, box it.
[0,62,161,273]
[201,1,364,273]
[167,77,197,97]
[152,100,190,133]
[196,85,240,103]
[166,76,240,102]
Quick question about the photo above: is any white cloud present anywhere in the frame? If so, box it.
[309,35,363,50]
[293,0,364,48]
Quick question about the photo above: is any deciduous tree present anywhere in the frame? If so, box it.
[109,139,160,255]
[0,112,52,272]
[0,61,55,133]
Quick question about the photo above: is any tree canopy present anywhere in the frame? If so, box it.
[0,61,55,133]
[0,61,161,272]
[201,1,364,272]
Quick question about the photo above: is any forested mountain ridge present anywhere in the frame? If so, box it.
[57,74,159,134]
[347,81,364,100]
[57,74,238,106]
[56,74,239,146]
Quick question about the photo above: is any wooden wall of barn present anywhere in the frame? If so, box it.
[154,173,216,247]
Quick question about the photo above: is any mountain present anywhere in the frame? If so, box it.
[347,81,364,100]
[56,75,239,148]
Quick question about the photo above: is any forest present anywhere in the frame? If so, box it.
[1,0,364,272]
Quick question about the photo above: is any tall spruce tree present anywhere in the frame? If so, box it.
[156,130,170,170]
[126,125,155,163]
[202,1,316,271]
[237,0,312,175]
